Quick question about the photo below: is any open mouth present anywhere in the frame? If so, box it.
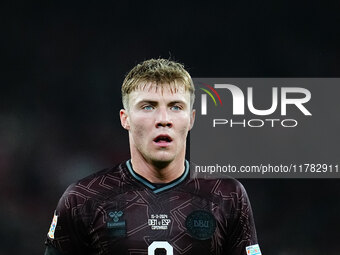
[153,135,173,144]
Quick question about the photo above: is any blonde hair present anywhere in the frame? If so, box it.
[121,58,195,109]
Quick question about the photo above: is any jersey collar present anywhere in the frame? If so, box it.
[125,160,189,194]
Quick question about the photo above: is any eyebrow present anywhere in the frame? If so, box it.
[168,100,187,105]
[136,99,187,106]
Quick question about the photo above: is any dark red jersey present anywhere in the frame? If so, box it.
[45,160,259,255]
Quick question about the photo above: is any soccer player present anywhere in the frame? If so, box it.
[45,59,261,255]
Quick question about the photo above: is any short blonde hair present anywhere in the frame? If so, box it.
[121,58,195,109]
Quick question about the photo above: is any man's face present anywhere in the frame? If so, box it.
[120,83,195,165]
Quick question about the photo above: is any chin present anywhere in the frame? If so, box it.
[149,153,175,165]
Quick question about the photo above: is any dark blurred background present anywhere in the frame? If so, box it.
[1,1,340,254]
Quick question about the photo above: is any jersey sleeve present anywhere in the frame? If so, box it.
[45,184,90,255]
[226,181,260,255]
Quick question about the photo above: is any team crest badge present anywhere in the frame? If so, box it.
[246,244,262,255]
[185,210,216,240]
[47,211,58,239]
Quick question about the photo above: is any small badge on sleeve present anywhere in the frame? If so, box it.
[246,244,262,255]
[47,211,58,239]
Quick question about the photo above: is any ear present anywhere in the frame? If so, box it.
[189,109,196,130]
[120,109,130,130]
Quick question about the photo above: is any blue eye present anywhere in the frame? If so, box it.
[143,105,154,110]
[171,105,181,111]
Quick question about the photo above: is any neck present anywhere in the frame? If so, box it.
[130,154,186,183]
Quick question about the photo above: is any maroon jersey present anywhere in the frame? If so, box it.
[45,160,259,255]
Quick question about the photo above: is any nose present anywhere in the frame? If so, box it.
[155,107,173,128]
